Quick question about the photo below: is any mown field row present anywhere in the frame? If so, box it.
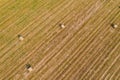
[28,0,120,79]
[0,0,86,79]
[18,0,103,79]
[0,0,120,80]
[1,0,94,79]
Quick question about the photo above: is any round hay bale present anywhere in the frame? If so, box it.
[111,24,118,28]
[59,24,65,28]
[18,35,24,41]
[26,64,31,69]
[25,64,33,72]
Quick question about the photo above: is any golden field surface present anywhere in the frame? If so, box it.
[0,0,120,80]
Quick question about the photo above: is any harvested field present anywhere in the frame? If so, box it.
[0,0,120,80]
